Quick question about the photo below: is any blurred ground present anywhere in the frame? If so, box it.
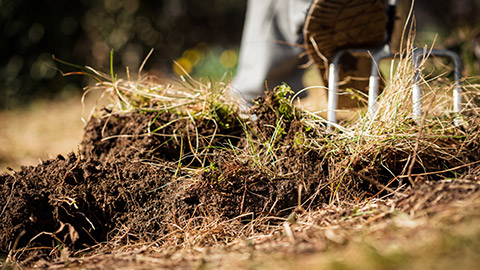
[0,93,99,173]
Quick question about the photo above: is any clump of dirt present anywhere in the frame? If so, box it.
[0,89,337,260]
[80,109,242,165]
[0,149,179,255]
[0,110,225,257]
[183,89,331,218]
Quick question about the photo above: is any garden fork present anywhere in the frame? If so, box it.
[323,0,463,127]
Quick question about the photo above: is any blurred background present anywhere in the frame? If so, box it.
[414,0,480,76]
[0,0,246,109]
[0,0,479,171]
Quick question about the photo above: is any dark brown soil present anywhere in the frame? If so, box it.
[0,93,336,262]
[183,93,331,219]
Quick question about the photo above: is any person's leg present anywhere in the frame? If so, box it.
[232,0,312,107]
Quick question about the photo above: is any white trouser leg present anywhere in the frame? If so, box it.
[232,0,313,106]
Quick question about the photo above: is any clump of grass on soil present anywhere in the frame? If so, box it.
[1,42,480,269]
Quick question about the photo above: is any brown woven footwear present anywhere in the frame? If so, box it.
[304,0,388,73]
[303,0,388,109]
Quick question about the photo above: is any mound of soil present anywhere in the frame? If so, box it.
[0,93,342,261]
